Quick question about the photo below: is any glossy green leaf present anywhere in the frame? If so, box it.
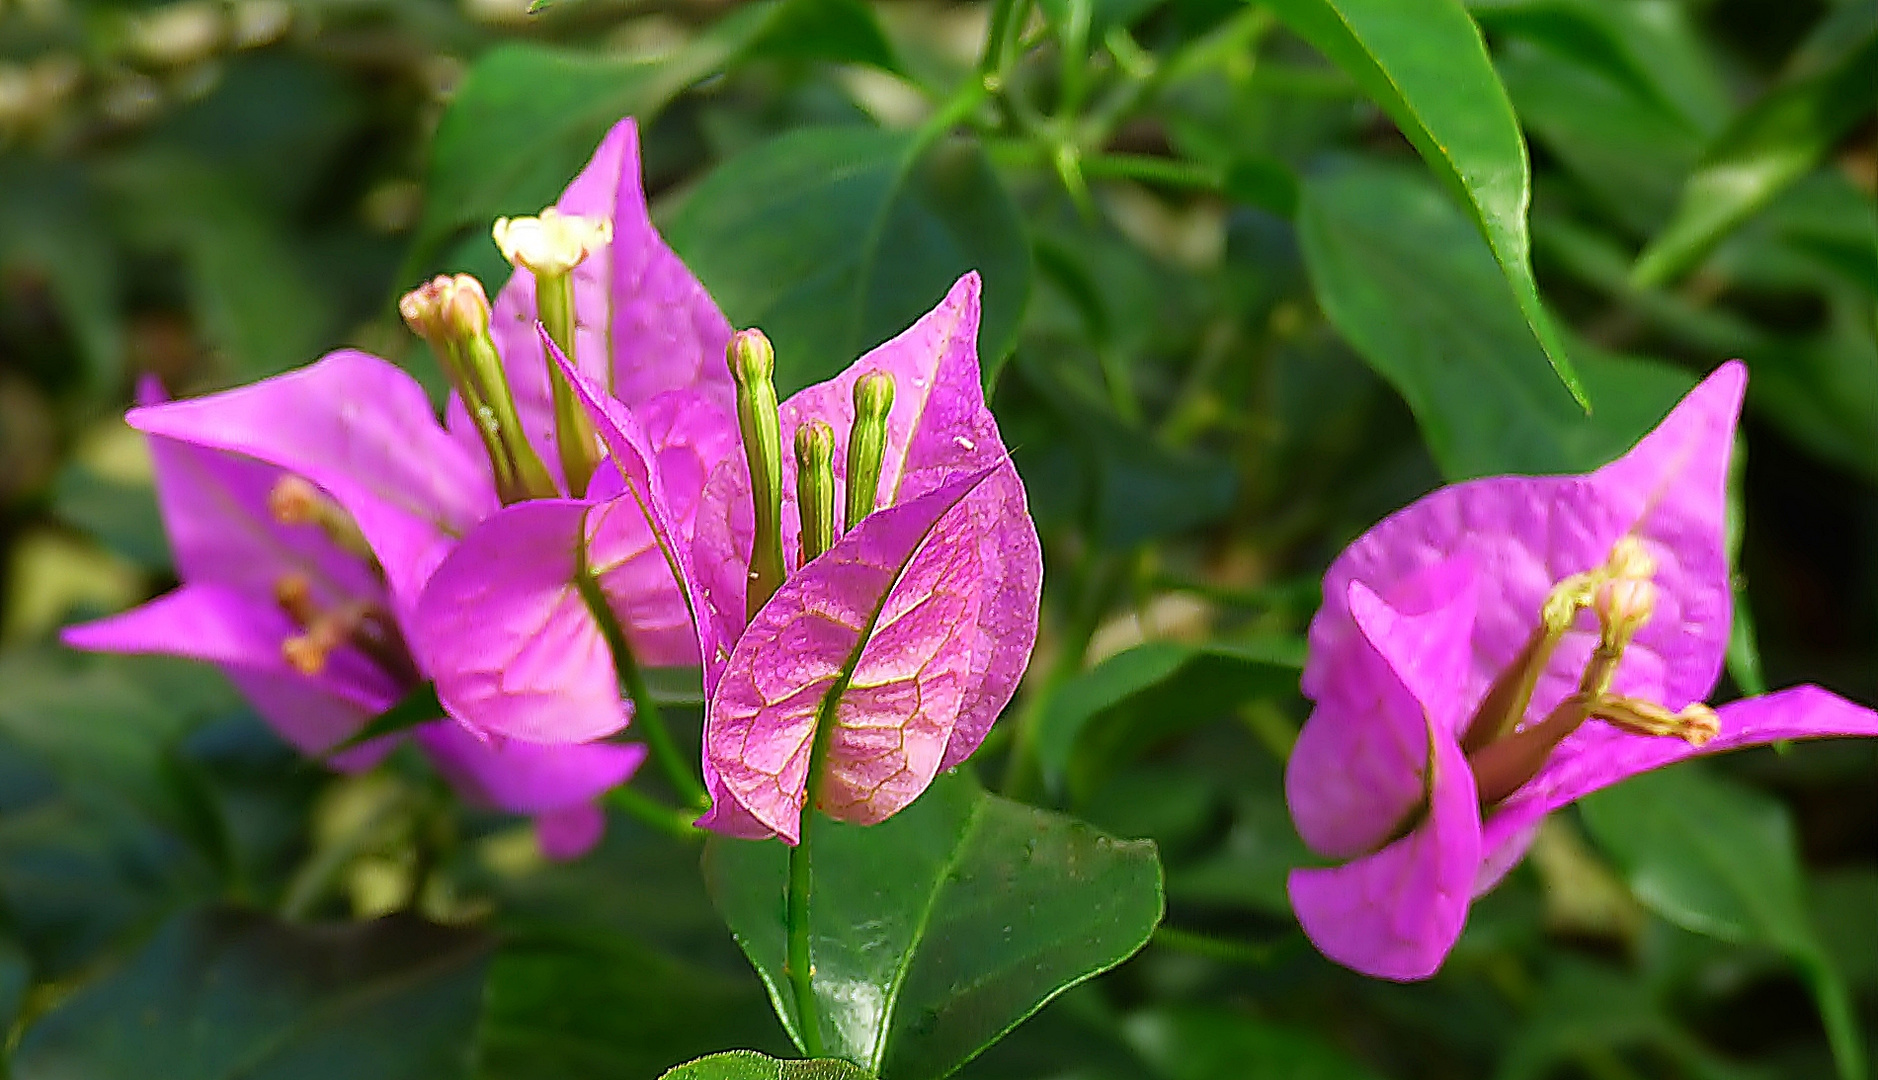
[13,908,490,1080]
[1494,36,1703,232]
[477,930,790,1079]
[1299,162,1695,480]
[704,772,1163,1079]
[1579,764,1866,1080]
[1264,0,1586,405]
[1122,1008,1381,1080]
[406,0,900,282]
[1470,0,1732,134]
[1631,24,1878,287]
[1035,638,1303,798]
[664,127,1031,393]
[660,1051,874,1080]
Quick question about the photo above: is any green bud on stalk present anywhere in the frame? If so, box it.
[729,329,787,620]
[795,421,837,565]
[845,371,895,531]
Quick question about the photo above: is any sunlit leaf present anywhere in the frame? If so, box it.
[1265,0,1587,405]
[666,127,1031,393]
[704,772,1162,1079]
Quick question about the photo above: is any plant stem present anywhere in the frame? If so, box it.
[575,547,710,809]
[606,784,701,842]
[619,643,710,810]
[785,681,844,1058]
[785,821,823,1057]
[1151,925,1278,968]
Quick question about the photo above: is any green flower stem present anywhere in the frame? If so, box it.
[785,826,822,1057]
[729,331,787,620]
[606,784,702,842]
[535,270,601,497]
[786,689,842,1059]
[462,332,557,502]
[1151,926,1279,968]
[620,640,709,811]
[796,422,837,564]
[575,540,710,810]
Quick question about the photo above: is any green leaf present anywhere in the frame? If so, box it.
[1579,764,1867,1080]
[1493,35,1703,232]
[664,127,1032,394]
[1631,22,1878,287]
[1035,638,1303,798]
[104,153,334,382]
[406,0,900,282]
[1122,1007,1381,1080]
[1299,161,1695,480]
[50,465,170,572]
[703,772,1163,1079]
[322,683,444,759]
[12,908,491,1080]
[660,1051,874,1080]
[0,163,123,391]
[1263,0,1586,405]
[1470,0,1732,135]
[477,931,791,1079]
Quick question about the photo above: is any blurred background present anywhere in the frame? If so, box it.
[0,0,1874,1077]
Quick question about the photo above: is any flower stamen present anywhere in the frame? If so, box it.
[269,477,375,561]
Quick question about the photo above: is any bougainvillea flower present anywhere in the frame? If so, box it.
[500,273,1041,842]
[61,380,644,857]
[1284,360,1878,980]
[82,116,734,752]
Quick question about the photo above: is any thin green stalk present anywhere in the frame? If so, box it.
[786,826,822,1057]
[575,537,709,809]
[606,784,702,842]
[620,644,710,811]
[786,691,842,1059]
[1081,152,1223,192]
[1151,925,1279,968]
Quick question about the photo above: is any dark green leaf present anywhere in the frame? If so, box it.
[1122,1007,1381,1080]
[478,931,790,1079]
[1264,0,1586,404]
[322,683,444,759]
[704,772,1163,1079]
[104,153,334,382]
[51,465,169,571]
[1471,0,1732,134]
[1299,161,1695,480]
[661,1051,874,1080]
[0,163,122,391]
[1579,764,1865,1080]
[1631,24,1878,286]
[1494,36,1703,232]
[665,127,1031,393]
[406,4,778,281]
[1035,639,1303,797]
[13,908,490,1080]
[407,0,899,281]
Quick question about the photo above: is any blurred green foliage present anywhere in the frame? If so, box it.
[0,0,1875,1077]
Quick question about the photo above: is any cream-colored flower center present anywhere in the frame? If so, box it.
[491,208,612,277]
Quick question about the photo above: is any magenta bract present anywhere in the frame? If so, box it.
[58,115,723,856]
[1284,361,1878,980]
[543,274,1043,842]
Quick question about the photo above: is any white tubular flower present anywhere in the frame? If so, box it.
[491,208,613,277]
